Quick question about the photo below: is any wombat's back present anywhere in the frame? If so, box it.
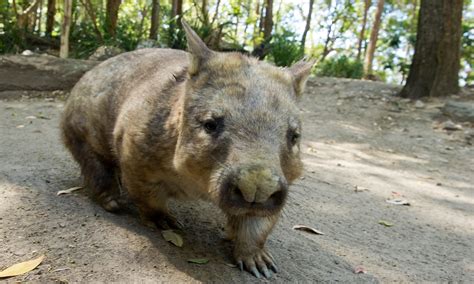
[61,48,189,161]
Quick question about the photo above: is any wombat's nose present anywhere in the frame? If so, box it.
[232,166,287,205]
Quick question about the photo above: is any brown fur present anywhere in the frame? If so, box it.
[60,21,314,278]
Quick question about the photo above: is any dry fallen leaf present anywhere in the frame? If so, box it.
[187,258,209,264]
[354,185,369,192]
[354,265,367,274]
[57,187,83,196]
[378,220,394,227]
[386,199,410,206]
[0,255,45,278]
[161,230,183,247]
[292,225,325,235]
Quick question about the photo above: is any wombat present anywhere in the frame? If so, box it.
[60,20,314,278]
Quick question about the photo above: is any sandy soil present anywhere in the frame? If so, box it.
[1,77,473,283]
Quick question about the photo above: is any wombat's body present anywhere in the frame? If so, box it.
[61,22,313,278]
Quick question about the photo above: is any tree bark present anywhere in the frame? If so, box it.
[399,0,463,99]
[356,0,371,61]
[210,0,221,26]
[80,0,103,41]
[263,0,273,40]
[300,0,314,50]
[59,0,72,58]
[363,0,384,77]
[13,0,39,31]
[45,0,55,36]
[149,0,161,40]
[105,0,121,37]
[252,0,273,59]
[169,0,183,48]
[202,0,209,26]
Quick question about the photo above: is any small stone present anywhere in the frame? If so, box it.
[442,120,462,131]
[415,100,425,109]
[21,50,35,56]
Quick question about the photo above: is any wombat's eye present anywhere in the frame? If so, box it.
[203,119,220,134]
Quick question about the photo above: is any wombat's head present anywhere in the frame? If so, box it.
[174,21,314,217]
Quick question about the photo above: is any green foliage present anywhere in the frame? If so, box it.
[316,55,364,79]
[268,29,303,67]
[0,2,25,53]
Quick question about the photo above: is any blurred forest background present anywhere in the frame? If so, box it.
[0,0,473,86]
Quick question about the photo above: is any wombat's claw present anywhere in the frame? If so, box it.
[100,195,124,212]
[236,249,277,279]
[153,214,182,230]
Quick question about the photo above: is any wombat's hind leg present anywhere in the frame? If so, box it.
[63,131,123,212]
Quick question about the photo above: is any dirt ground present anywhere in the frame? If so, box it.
[1,77,473,283]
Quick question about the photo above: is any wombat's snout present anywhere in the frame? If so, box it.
[223,165,288,213]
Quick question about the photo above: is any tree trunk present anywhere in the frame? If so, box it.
[363,0,384,77]
[252,0,273,59]
[210,0,221,26]
[149,0,160,40]
[45,0,55,36]
[80,0,103,41]
[169,0,183,48]
[59,0,72,58]
[263,0,273,40]
[356,0,371,61]
[105,0,121,37]
[300,0,314,50]
[202,0,209,26]
[399,0,463,99]
[36,0,43,34]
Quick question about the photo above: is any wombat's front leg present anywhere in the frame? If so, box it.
[121,174,180,229]
[226,215,279,278]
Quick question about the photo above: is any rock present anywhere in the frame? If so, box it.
[441,100,474,122]
[415,100,425,109]
[21,50,35,56]
[88,46,124,61]
[0,54,98,92]
[441,120,462,131]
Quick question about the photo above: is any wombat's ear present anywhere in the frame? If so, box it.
[181,19,213,75]
[288,59,316,97]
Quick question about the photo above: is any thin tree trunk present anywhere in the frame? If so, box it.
[210,0,221,26]
[149,0,160,40]
[169,0,183,48]
[202,0,209,26]
[301,0,314,50]
[60,0,72,58]
[105,0,121,37]
[36,0,43,34]
[252,0,273,59]
[14,0,39,31]
[363,0,384,77]
[356,0,371,61]
[80,0,103,41]
[46,0,55,36]
[400,0,463,98]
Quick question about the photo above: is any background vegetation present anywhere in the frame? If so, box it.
[0,0,472,85]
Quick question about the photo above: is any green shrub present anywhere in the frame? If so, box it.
[268,29,303,67]
[316,55,363,79]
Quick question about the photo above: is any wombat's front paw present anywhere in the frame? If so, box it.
[98,193,125,212]
[139,210,182,230]
[235,247,278,279]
